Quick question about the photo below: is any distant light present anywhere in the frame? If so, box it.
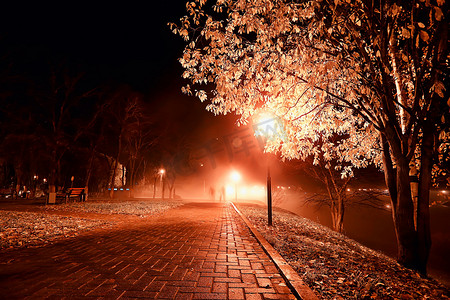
[442,190,448,194]
[159,169,165,175]
[120,188,123,191]
[114,188,118,191]
[288,186,291,189]
[226,185,234,195]
[200,163,204,167]
[347,188,351,192]
[43,178,47,183]
[386,204,391,209]
[230,171,241,182]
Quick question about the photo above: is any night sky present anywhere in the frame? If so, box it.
[1,2,183,91]
[0,1,236,136]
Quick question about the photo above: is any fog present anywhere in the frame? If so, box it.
[158,175,449,287]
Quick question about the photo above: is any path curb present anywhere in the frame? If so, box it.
[231,202,319,300]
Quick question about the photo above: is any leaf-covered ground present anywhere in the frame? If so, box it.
[1,200,183,250]
[238,204,450,300]
[41,200,183,217]
[0,211,113,250]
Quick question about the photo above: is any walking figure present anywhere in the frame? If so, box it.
[219,186,225,202]
[209,186,216,201]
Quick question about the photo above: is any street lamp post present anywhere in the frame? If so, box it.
[266,165,272,226]
[159,168,165,199]
[230,171,241,202]
[254,112,283,226]
[200,163,206,196]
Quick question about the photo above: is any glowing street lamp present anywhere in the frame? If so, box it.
[253,111,284,226]
[230,170,241,202]
[200,163,206,195]
[159,168,165,199]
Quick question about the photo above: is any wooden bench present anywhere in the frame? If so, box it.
[64,188,86,203]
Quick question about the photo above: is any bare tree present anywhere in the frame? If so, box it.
[122,104,158,197]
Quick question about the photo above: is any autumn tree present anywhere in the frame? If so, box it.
[290,158,388,233]
[254,113,364,233]
[172,0,448,274]
[293,157,352,233]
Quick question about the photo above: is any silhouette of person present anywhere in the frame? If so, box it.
[209,186,216,201]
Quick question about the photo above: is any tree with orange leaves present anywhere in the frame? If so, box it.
[171,0,448,275]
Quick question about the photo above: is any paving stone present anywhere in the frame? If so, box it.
[0,202,295,299]
[197,276,214,287]
[192,292,227,299]
[157,284,179,298]
[228,287,245,299]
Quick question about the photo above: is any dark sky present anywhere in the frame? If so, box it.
[1,1,185,91]
[0,1,238,138]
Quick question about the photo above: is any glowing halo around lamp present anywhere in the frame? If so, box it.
[230,170,241,202]
[230,170,241,182]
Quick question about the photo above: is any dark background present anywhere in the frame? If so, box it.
[0,1,237,138]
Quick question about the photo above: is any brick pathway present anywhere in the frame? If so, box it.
[0,202,295,299]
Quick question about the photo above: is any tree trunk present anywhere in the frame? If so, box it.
[14,164,24,198]
[336,195,345,233]
[416,123,433,275]
[330,197,345,233]
[393,158,419,270]
[128,158,136,198]
[153,176,157,199]
[109,158,118,199]
[84,145,96,200]
[49,162,58,193]
[109,132,122,199]
[129,163,134,194]
[330,201,337,229]
[382,130,432,275]
[381,134,397,201]
[121,165,126,187]
[161,177,165,200]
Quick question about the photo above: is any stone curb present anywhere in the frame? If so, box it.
[231,202,319,300]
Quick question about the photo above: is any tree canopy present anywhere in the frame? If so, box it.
[172,0,448,274]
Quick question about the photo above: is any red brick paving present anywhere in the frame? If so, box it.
[0,202,295,299]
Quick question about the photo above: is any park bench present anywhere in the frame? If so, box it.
[64,187,86,203]
[47,188,86,204]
